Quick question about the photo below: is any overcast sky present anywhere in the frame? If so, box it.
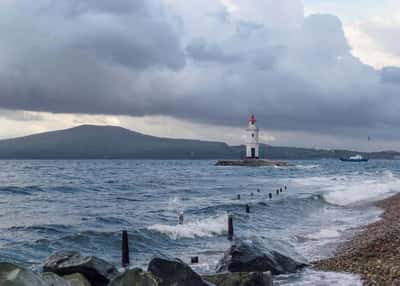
[0,0,399,151]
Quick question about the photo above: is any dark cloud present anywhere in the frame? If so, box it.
[0,0,399,142]
[381,67,400,84]
[186,40,241,63]
[0,0,185,70]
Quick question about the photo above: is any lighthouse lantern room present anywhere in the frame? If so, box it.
[246,114,260,159]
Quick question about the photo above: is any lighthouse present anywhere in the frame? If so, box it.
[246,114,260,159]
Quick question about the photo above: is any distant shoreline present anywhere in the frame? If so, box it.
[0,125,398,160]
[313,193,400,285]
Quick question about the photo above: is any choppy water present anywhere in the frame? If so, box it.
[1,160,400,285]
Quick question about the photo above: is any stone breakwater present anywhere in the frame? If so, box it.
[215,159,289,167]
[0,239,308,286]
[314,193,400,285]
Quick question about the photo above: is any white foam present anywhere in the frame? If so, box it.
[148,213,228,240]
[306,228,341,240]
[275,269,361,286]
[295,164,320,170]
[324,171,400,206]
[294,171,400,206]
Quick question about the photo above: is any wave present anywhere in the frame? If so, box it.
[0,186,43,196]
[275,269,361,286]
[294,171,400,206]
[323,171,400,206]
[295,164,320,170]
[148,213,228,240]
[9,224,71,234]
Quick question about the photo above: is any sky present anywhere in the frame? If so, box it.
[0,0,399,151]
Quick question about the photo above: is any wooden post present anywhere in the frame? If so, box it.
[178,212,184,225]
[246,204,250,213]
[191,256,199,264]
[122,230,130,268]
[228,215,234,240]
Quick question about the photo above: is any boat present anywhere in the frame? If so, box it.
[340,154,369,162]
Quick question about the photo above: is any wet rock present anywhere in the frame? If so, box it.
[64,273,91,286]
[108,268,158,286]
[203,272,273,286]
[216,240,307,275]
[148,257,213,286]
[0,262,47,286]
[43,251,118,286]
[42,272,70,286]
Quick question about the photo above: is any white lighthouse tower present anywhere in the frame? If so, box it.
[246,114,260,159]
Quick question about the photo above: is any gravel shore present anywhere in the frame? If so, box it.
[313,193,400,285]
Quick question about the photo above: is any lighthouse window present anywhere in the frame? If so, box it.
[251,133,254,137]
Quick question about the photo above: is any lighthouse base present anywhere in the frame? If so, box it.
[215,159,288,167]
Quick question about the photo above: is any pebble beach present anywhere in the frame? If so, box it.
[314,193,400,285]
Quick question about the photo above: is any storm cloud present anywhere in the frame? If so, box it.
[0,0,399,141]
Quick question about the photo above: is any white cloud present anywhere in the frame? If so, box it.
[345,22,400,69]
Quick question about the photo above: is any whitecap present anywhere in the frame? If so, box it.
[148,213,228,240]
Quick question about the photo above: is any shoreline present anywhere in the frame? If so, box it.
[313,193,400,285]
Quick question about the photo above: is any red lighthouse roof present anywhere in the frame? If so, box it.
[249,114,256,124]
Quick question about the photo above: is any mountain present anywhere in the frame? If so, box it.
[0,125,398,160]
[0,125,236,159]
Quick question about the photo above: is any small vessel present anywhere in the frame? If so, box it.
[340,154,369,162]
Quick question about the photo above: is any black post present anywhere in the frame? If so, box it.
[280,188,283,193]
[122,230,130,268]
[269,193,272,199]
[257,189,260,193]
[228,215,234,240]
[237,194,241,200]
[276,189,279,195]
[191,256,199,264]
[246,204,250,213]
[284,185,287,190]
[178,212,184,225]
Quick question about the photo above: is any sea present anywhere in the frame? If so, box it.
[1,159,399,285]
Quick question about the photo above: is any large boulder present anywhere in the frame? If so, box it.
[203,272,273,286]
[108,268,158,286]
[216,240,307,275]
[148,257,213,286]
[43,251,118,286]
[64,273,91,286]
[41,272,70,286]
[0,262,47,286]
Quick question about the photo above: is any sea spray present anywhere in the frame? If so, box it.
[148,213,228,240]
[168,197,185,215]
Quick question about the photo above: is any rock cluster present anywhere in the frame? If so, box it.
[43,251,118,286]
[313,194,400,285]
[216,240,307,275]
[0,238,308,286]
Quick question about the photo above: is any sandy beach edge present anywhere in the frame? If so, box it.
[313,193,400,285]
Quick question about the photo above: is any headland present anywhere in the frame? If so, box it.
[314,193,400,285]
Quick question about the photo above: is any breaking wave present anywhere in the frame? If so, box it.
[148,213,228,240]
